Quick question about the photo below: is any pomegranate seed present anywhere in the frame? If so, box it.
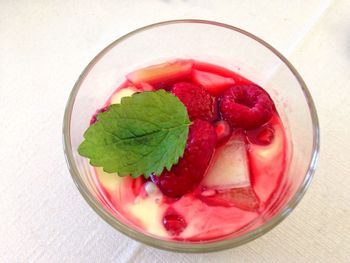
[162,208,187,236]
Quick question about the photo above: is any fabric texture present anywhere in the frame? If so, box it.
[1,0,349,262]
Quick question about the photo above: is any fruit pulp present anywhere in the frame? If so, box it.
[91,59,289,241]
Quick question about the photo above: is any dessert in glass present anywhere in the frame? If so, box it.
[63,20,319,252]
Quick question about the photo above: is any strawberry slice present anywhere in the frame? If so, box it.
[151,120,216,198]
[126,60,193,89]
[191,69,235,96]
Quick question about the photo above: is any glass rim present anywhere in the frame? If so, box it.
[62,19,320,253]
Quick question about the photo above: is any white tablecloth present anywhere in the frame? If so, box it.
[1,1,349,262]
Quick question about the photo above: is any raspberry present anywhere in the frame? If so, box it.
[171,82,216,122]
[151,120,216,198]
[219,84,274,129]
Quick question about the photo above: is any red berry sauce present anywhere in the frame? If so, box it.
[91,59,289,241]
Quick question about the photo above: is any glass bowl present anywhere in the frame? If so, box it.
[63,20,319,252]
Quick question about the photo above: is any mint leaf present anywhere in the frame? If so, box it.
[78,90,191,178]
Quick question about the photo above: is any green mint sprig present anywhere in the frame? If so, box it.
[78,90,190,178]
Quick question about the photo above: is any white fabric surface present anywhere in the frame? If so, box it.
[1,0,349,262]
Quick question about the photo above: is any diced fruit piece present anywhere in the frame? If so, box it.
[90,106,109,125]
[213,120,232,145]
[139,82,154,91]
[131,177,146,196]
[191,69,235,96]
[246,124,274,145]
[193,60,251,84]
[151,120,216,198]
[219,84,274,130]
[201,132,250,189]
[199,187,259,211]
[109,87,136,104]
[162,208,187,236]
[171,82,216,121]
[126,60,193,89]
[248,114,287,204]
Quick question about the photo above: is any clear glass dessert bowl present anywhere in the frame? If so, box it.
[63,20,319,252]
